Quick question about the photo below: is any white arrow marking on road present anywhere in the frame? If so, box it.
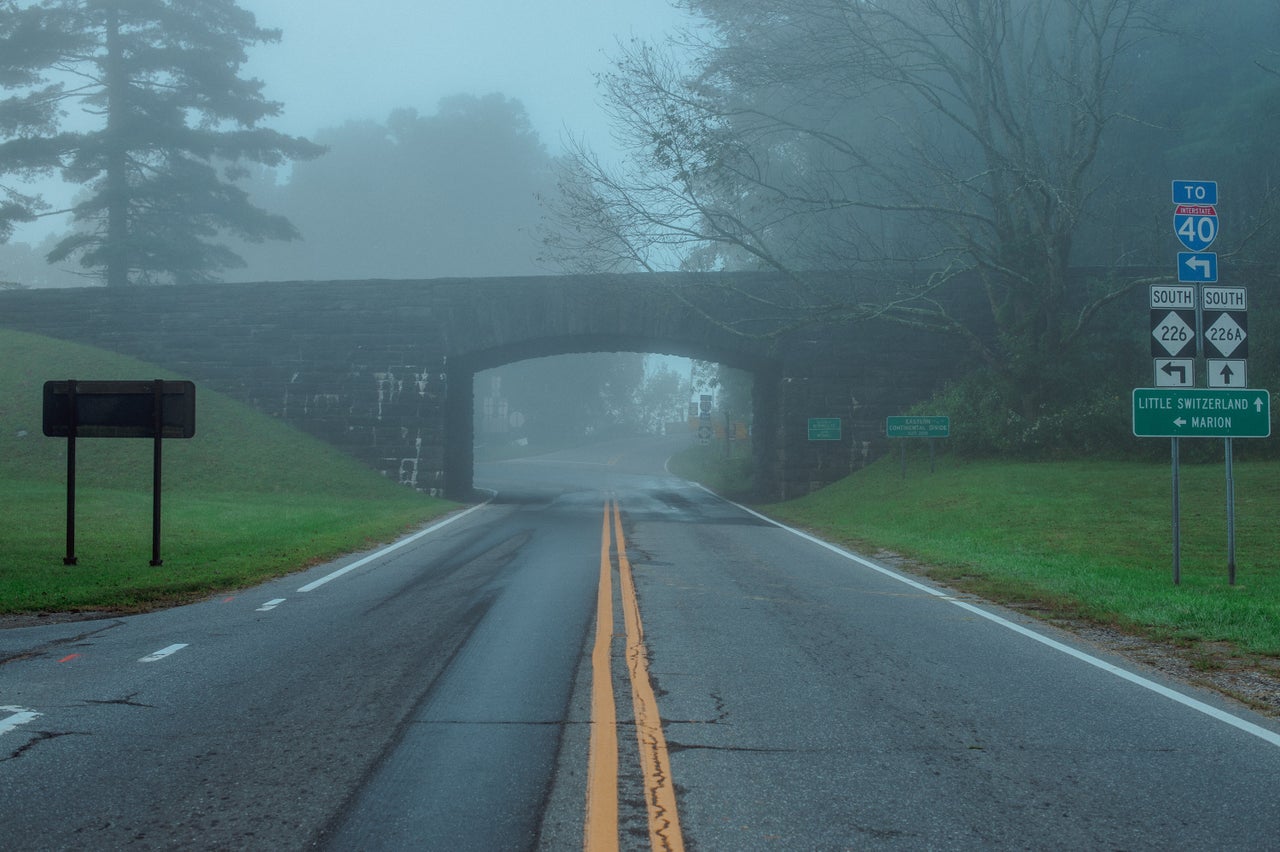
[139,643,188,663]
[256,598,286,612]
[0,706,41,736]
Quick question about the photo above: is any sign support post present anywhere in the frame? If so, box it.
[64,380,79,566]
[1171,437,1181,585]
[151,379,165,566]
[1223,437,1233,583]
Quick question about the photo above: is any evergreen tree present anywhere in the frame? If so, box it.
[36,0,322,285]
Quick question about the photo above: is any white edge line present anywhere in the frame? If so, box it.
[697,483,1280,750]
[297,499,492,593]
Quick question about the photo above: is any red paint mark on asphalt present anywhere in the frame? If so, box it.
[222,596,236,603]
[58,654,81,663]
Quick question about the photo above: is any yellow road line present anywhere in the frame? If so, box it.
[584,501,619,852]
[613,502,685,852]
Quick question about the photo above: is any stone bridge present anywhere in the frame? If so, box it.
[0,273,978,500]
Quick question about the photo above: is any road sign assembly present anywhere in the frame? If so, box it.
[43,379,196,568]
[1145,181,1266,586]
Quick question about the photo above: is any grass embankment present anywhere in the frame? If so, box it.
[672,444,1280,658]
[0,329,455,615]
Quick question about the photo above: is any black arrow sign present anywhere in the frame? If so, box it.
[1219,363,1235,385]
[1161,361,1187,383]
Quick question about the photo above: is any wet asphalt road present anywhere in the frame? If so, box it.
[3,435,1280,850]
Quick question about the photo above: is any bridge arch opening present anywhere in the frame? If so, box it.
[444,338,779,500]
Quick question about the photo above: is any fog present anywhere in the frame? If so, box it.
[239,0,695,163]
[1,0,698,284]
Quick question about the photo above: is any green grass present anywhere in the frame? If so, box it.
[673,445,1280,657]
[0,329,456,614]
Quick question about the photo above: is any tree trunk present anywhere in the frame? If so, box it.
[103,7,129,287]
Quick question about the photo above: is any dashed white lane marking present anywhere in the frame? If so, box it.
[139,643,188,663]
[256,598,286,612]
[0,706,41,736]
[296,500,490,593]
[701,485,1280,750]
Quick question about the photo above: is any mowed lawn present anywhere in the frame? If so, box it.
[763,452,1280,656]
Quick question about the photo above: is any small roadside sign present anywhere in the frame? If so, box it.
[1172,180,1217,205]
[1150,284,1195,309]
[1150,309,1197,358]
[1202,286,1247,311]
[807,417,841,441]
[1176,252,1217,282]
[1203,310,1247,359]
[1154,358,1194,387]
[1208,360,1247,388]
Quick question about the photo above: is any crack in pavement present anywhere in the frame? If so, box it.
[0,621,126,666]
[3,730,90,762]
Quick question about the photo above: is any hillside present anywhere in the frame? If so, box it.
[0,328,454,614]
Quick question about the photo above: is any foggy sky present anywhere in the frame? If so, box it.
[243,0,694,158]
[8,0,696,246]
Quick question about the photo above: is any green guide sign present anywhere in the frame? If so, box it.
[886,415,950,438]
[1131,388,1270,438]
[807,417,842,441]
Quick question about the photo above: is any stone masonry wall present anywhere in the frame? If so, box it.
[0,274,980,500]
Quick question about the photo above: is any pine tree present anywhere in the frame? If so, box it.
[38,0,322,285]
[0,2,82,243]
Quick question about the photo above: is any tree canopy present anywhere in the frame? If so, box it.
[544,0,1280,424]
[230,93,555,281]
[0,0,321,285]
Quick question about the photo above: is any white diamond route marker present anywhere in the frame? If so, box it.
[1152,311,1195,357]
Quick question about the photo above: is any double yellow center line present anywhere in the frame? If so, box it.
[585,499,685,852]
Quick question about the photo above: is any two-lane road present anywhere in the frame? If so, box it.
[3,435,1279,849]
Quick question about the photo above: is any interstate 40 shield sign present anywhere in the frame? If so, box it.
[1173,203,1218,252]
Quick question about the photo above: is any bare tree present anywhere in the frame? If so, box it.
[544,0,1173,415]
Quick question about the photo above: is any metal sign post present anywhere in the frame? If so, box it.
[885,416,950,477]
[1171,437,1181,585]
[1223,437,1233,583]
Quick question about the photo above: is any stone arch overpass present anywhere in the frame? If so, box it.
[0,272,977,500]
